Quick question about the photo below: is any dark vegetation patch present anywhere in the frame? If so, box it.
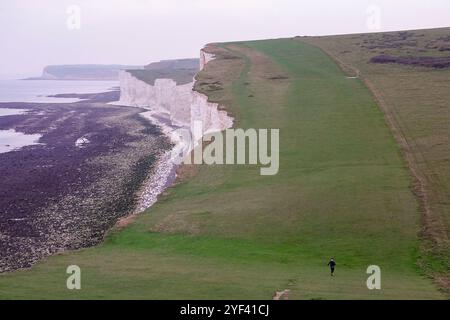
[370,54,450,68]
[129,69,198,86]
[348,29,450,69]
[360,31,418,50]
[127,58,200,86]
[196,80,223,92]
[220,52,242,60]
[348,30,450,65]
[438,35,450,42]
[268,75,290,80]
[425,41,450,51]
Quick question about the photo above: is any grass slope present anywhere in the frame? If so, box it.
[302,27,450,287]
[0,38,444,299]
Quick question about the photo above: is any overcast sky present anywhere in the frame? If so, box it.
[1,0,449,79]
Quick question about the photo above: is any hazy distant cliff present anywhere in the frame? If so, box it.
[28,64,142,80]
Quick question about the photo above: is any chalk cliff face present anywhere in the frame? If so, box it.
[200,50,216,71]
[116,49,232,135]
[113,48,232,212]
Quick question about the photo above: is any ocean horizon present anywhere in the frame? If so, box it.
[0,79,118,103]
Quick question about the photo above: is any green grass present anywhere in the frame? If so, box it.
[302,27,450,286]
[0,38,445,299]
[128,68,198,85]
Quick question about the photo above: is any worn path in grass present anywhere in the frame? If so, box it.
[0,39,444,299]
[302,28,450,292]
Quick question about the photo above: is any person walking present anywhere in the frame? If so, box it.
[327,258,336,276]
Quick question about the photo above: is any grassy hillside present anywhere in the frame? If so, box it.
[128,58,199,85]
[0,36,445,299]
[302,27,450,289]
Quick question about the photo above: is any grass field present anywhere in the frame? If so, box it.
[302,28,450,288]
[0,36,446,299]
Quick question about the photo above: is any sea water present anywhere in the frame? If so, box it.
[0,79,118,103]
[0,79,119,153]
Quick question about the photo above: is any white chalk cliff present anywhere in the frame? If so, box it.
[113,48,233,212]
[115,49,231,136]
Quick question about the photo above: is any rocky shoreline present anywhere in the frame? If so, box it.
[0,90,171,272]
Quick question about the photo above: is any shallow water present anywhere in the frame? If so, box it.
[0,108,42,153]
[0,79,118,103]
[0,108,28,116]
[0,129,42,153]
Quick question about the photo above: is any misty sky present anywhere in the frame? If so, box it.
[1,0,449,79]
